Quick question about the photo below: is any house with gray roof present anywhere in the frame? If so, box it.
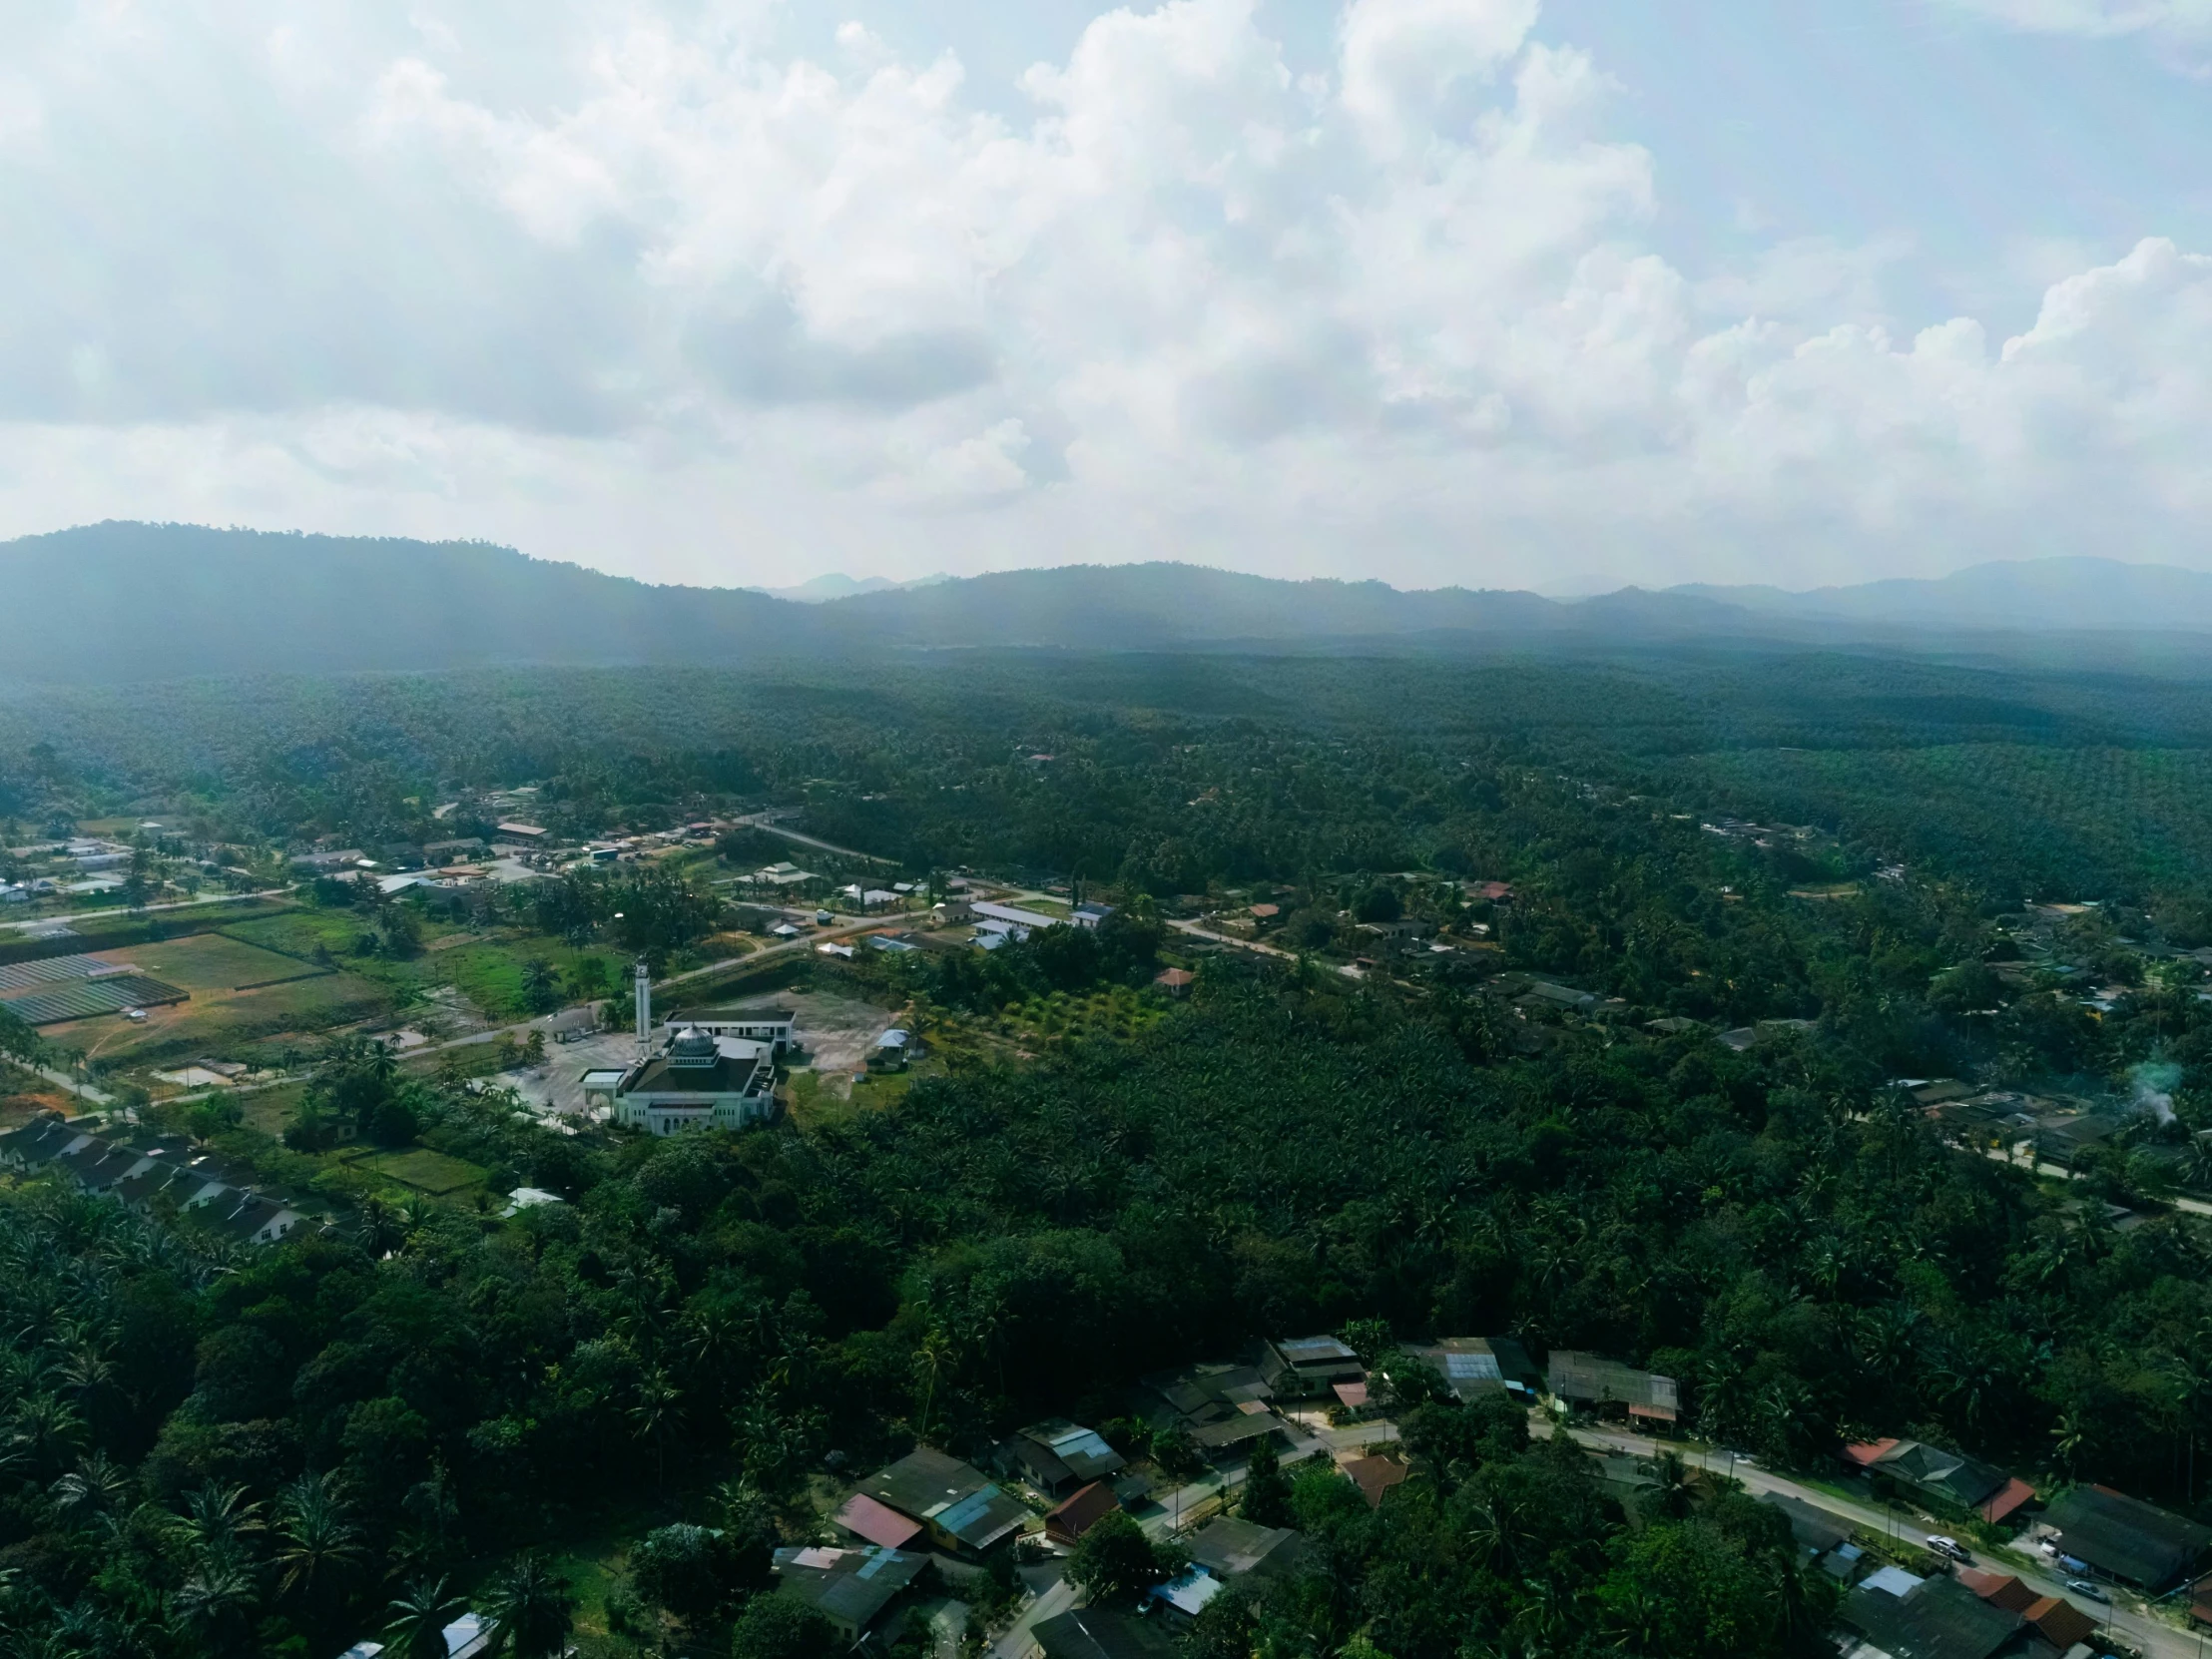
[851,1448,1028,1556]
[1546,1351,1679,1423]
[770,1544,927,1639]
[2045,1483,2212,1589]
[999,1419,1126,1498]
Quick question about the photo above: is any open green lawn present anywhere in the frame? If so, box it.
[346,1145,490,1196]
[62,972,394,1071]
[237,1082,306,1136]
[91,931,319,991]
[222,910,625,1021]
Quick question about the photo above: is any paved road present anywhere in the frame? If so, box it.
[15,1061,113,1106]
[402,915,892,1064]
[1168,917,1300,960]
[2,886,295,933]
[987,1577,1074,1659]
[1551,1419,2190,1659]
[731,814,900,867]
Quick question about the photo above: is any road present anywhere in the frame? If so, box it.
[1551,1419,2193,1659]
[1168,916,1302,961]
[148,914,900,1112]
[730,814,900,867]
[406,913,893,1062]
[987,1576,1074,1659]
[14,1061,113,1106]
[3,886,294,933]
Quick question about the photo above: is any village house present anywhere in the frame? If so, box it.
[1033,1607,1181,1659]
[1843,1438,2035,1525]
[1546,1352,1680,1425]
[2042,1483,2212,1590]
[1257,1335,1366,1400]
[997,1419,1127,1499]
[1139,1361,1295,1461]
[770,1543,928,1642]
[1396,1336,1541,1402]
[836,1448,1029,1558]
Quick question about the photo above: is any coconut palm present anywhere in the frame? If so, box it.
[273,1471,364,1600]
[482,1553,576,1659]
[48,1449,131,1520]
[383,1576,467,1659]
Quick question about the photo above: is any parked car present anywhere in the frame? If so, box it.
[2064,1578,2109,1604]
[1926,1536,1970,1563]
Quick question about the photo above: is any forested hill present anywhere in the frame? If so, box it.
[0,523,791,680]
[0,525,1712,681]
[11,522,2212,684]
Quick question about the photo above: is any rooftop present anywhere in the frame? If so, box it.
[2046,1483,2212,1588]
[1187,1516,1308,1581]
[1844,1573,2020,1659]
[1033,1607,1182,1659]
[772,1544,927,1631]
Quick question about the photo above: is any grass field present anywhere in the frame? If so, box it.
[91,931,320,991]
[221,910,623,1022]
[57,972,394,1070]
[346,1145,489,1196]
[237,1081,306,1136]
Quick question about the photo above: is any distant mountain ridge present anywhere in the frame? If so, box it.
[1672,557,2212,633]
[3,523,2209,684]
[746,572,951,603]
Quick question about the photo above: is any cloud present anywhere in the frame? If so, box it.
[1940,0,2212,38]
[0,0,2207,590]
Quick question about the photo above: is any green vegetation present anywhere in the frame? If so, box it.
[6,642,2212,1655]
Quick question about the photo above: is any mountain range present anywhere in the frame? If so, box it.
[6,522,2212,684]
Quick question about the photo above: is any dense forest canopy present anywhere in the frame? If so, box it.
[5,638,2212,1657]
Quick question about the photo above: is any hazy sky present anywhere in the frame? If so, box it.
[1,0,2208,592]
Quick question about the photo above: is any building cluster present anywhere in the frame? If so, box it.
[0,1113,313,1247]
[2,833,148,902]
[579,967,791,1135]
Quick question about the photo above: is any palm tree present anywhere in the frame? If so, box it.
[483,1553,575,1659]
[1464,1487,1522,1578]
[273,1471,364,1600]
[49,1449,131,1519]
[176,1544,259,1651]
[7,1392,86,1477]
[384,1576,467,1659]
[1645,1451,1694,1522]
[177,1481,264,1555]
[629,1370,684,1488]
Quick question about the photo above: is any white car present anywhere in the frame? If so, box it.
[1925,1535,1970,1563]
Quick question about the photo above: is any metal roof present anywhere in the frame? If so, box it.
[2047,1484,2212,1588]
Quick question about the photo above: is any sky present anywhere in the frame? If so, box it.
[0,0,2208,593]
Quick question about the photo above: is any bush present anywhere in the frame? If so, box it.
[728,1593,834,1659]
[632,1523,739,1626]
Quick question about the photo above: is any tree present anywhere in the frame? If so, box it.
[483,1553,575,1659]
[521,958,560,1015]
[1067,1508,1179,1605]
[1240,1434,1294,1528]
[631,1523,737,1627]
[273,1471,364,1601]
[729,1593,835,1659]
[383,1577,467,1659]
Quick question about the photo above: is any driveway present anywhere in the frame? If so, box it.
[1548,1418,2190,1659]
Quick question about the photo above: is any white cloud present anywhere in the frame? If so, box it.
[1940,0,2212,38]
[0,0,2208,591]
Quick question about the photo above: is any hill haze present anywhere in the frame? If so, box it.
[7,523,2212,684]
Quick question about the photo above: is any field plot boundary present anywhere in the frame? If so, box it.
[0,954,143,993]
[337,1144,489,1195]
[1,974,188,1025]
